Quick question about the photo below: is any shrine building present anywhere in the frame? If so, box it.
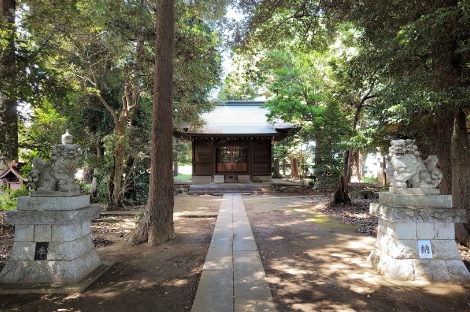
[173,101,297,184]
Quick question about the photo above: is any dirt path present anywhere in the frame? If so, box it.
[1,194,470,311]
[0,196,220,312]
[244,195,470,312]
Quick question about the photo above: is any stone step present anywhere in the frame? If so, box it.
[188,183,274,195]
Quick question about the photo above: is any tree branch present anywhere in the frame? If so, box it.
[89,92,119,124]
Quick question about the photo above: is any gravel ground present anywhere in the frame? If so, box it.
[325,198,379,235]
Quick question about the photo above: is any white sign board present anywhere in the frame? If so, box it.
[418,240,433,258]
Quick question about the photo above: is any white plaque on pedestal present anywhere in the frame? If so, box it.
[418,240,433,258]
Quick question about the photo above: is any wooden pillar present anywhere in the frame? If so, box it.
[249,141,253,182]
[192,140,196,176]
[211,141,215,183]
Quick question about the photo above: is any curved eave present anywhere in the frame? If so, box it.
[0,167,23,180]
[173,132,279,140]
[272,126,302,143]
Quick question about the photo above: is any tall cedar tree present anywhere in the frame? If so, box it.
[0,0,17,162]
[131,0,175,245]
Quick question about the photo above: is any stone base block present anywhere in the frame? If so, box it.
[0,199,102,286]
[369,194,470,282]
[17,195,90,211]
[388,187,440,195]
[191,176,212,184]
[379,192,452,208]
[370,203,466,223]
[253,175,272,182]
[0,249,101,284]
[368,248,470,282]
[31,190,81,197]
[4,206,100,225]
[0,260,115,294]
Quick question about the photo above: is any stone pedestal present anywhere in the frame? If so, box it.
[0,195,102,284]
[368,192,470,281]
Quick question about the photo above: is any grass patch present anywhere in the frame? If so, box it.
[308,213,359,231]
[174,173,191,180]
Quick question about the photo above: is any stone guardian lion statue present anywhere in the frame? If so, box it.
[388,139,442,193]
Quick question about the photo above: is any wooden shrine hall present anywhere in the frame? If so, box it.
[173,101,298,184]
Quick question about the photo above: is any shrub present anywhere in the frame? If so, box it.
[0,185,29,210]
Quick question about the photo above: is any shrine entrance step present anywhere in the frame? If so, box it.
[188,183,273,195]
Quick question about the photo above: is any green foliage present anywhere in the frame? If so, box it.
[361,176,377,184]
[232,0,329,52]
[20,101,68,158]
[310,99,348,191]
[174,173,192,180]
[258,49,348,190]
[90,166,111,206]
[173,139,192,165]
[173,8,223,127]
[344,0,470,137]
[0,185,29,211]
[136,208,145,225]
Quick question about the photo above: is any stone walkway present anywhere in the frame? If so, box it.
[191,194,275,312]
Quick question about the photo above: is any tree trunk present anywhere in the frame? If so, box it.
[131,0,175,245]
[273,159,282,178]
[0,0,18,161]
[91,137,104,198]
[111,122,126,206]
[291,158,299,179]
[83,165,93,183]
[428,0,459,195]
[173,153,178,176]
[452,111,470,245]
[432,92,455,196]
[333,150,351,204]
[427,5,470,245]
[358,152,366,181]
[350,150,360,181]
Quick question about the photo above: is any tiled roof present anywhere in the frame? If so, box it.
[188,102,279,135]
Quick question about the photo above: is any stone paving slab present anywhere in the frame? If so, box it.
[203,247,233,271]
[192,194,275,312]
[234,250,275,311]
[233,216,257,252]
[191,269,234,312]
[233,234,257,252]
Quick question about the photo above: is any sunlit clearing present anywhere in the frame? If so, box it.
[269,261,312,275]
[285,268,310,275]
[63,293,81,300]
[292,302,356,312]
[323,262,349,272]
[269,236,285,241]
[348,284,373,294]
[330,253,350,258]
[162,279,188,287]
[346,238,375,249]
[302,235,319,240]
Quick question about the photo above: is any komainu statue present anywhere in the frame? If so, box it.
[388,139,442,193]
[27,131,81,195]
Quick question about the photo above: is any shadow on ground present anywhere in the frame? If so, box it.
[243,195,470,312]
